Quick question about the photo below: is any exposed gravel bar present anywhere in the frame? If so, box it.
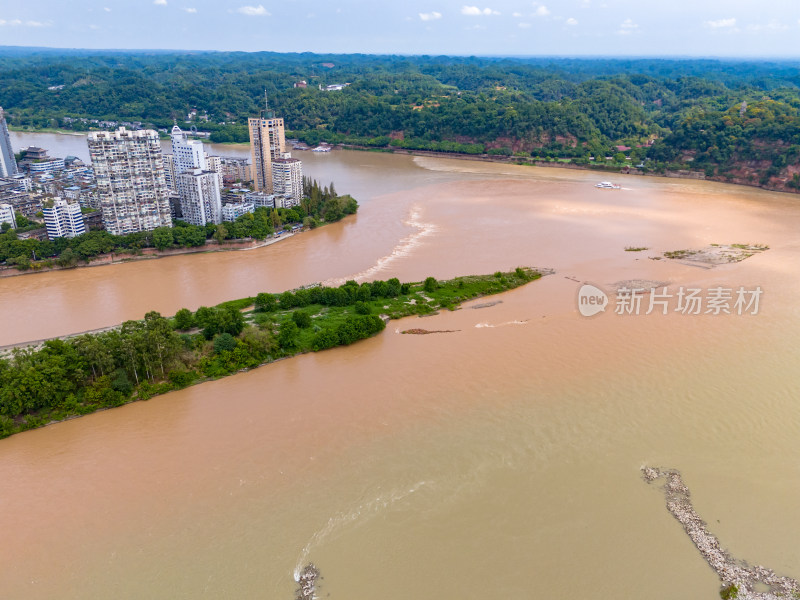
[295,563,320,600]
[642,467,799,600]
[401,328,460,335]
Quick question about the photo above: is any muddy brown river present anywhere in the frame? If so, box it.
[2,132,799,600]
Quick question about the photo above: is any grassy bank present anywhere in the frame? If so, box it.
[0,268,543,439]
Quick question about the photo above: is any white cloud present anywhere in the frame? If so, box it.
[103,7,111,12]
[184,7,197,13]
[238,4,269,16]
[512,11,522,17]
[419,11,442,21]
[533,5,550,16]
[747,21,787,32]
[153,0,167,5]
[518,22,531,28]
[461,6,499,16]
[706,17,736,29]
[0,18,49,27]
[617,17,638,34]
[566,17,578,25]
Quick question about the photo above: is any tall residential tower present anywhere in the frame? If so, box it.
[248,114,286,193]
[170,125,221,225]
[0,107,18,178]
[271,157,303,207]
[87,127,172,235]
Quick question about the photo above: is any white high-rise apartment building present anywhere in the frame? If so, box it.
[163,154,177,191]
[0,202,16,229]
[177,169,222,226]
[43,197,86,239]
[205,154,224,188]
[87,127,172,235]
[171,126,221,225]
[0,107,18,178]
[248,115,286,193]
[272,158,303,207]
[171,125,207,175]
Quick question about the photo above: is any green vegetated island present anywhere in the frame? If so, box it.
[4,50,800,191]
[0,268,542,439]
[1,179,356,272]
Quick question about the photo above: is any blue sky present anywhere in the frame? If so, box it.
[1,0,799,56]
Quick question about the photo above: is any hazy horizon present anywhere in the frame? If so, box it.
[2,45,800,62]
[0,0,798,57]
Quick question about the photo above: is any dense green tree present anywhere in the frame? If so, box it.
[292,310,312,328]
[213,333,238,353]
[277,320,299,350]
[174,308,195,330]
[254,293,277,312]
[199,306,246,340]
[152,227,174,251]
[56,247,78,268]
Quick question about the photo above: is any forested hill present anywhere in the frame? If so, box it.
[3,49,800,191]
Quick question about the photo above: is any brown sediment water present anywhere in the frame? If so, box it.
[1,134,800,600]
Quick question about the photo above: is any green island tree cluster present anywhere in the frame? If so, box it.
[0,178,356,270]
[0,268,541,439]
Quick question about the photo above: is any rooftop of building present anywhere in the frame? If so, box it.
[87,127,159,141]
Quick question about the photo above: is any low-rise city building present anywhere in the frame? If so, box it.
[19,147,66,174]
[0,202,16,229]
[0,180,41,218]
[220,157,251,183]
[244,191,276,209]
[221,201,255,222]
[43,197,86,239]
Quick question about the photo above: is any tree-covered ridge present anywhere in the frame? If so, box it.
[0,268,542,439]
[2,50,800,186]
[648,98,800,186]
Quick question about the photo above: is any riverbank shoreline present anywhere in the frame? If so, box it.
[12,127,799,196]
[296,142,799,196]
[0,231,297,279]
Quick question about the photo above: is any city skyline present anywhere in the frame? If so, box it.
[0,1,799,57]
